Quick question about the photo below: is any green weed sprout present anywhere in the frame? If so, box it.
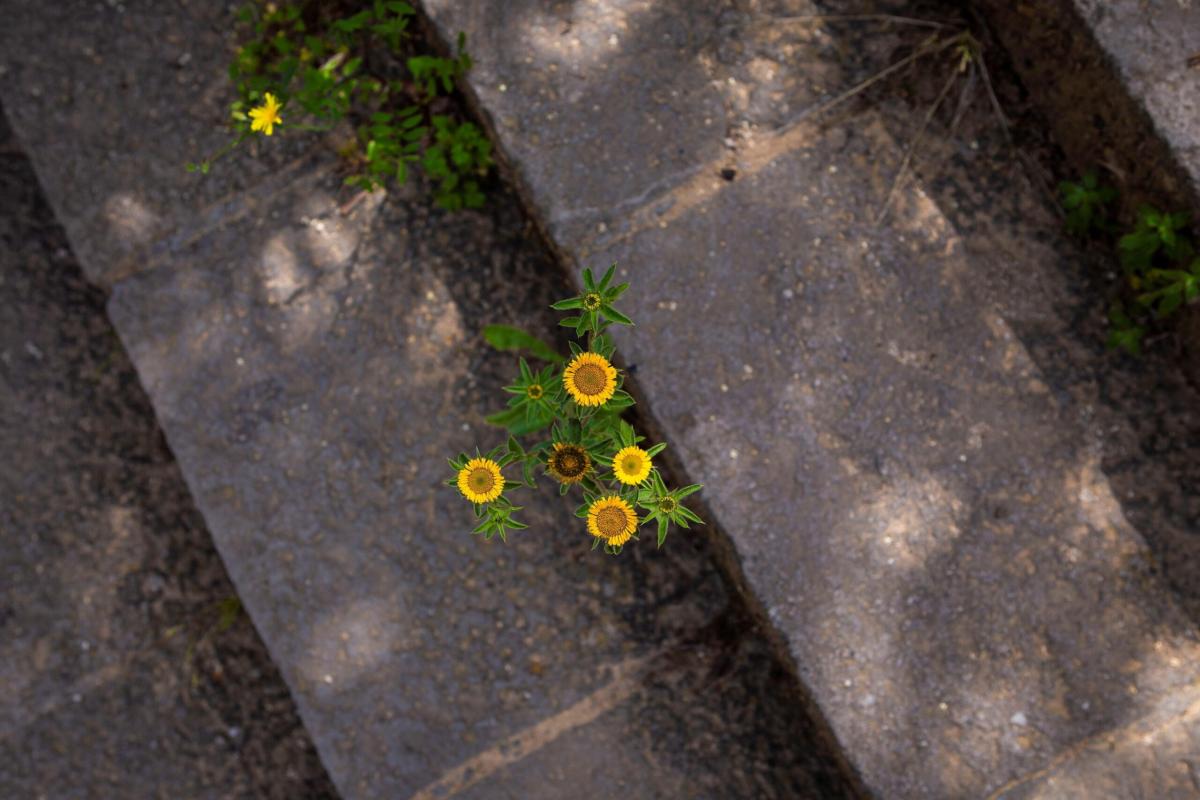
[1109,206,1199,354]
[1059,171,1116,237]
[446,265,704,554]
[1059,172,1200,355]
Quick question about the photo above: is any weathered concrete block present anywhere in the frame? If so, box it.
[105,162,855,797]
[3,2,862,795]
[423,1,1200,796]
[0,0,316,287]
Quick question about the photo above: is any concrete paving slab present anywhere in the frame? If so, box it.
[0,0,317,287]
[105,163,856,798]
[2,1,860,796]
[423,1,1200,796]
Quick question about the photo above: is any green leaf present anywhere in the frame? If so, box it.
[598,263,617,291]
[1119,230,1160,273]
[333,10,373,34]
[551,297,583,310]
[605,390,635,409]
[482,324,563,362]
[1106,324,1144,356]
[485,406,525,427]
[510,406,555,437]
[600,305,634,326]
[1159,285,1183,317]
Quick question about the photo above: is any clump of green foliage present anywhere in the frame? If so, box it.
[1059,172,1200,354]
[446,265,704,554]
[189,0,492,210]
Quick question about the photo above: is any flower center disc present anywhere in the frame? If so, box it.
[583,293,602,310]
[551,446,588,478]
[596,506,629,537]
[468,468,495,493]
[527,384,544,399]
[572,364,607,396]
[659,497,677,513]
[622,455,642,473]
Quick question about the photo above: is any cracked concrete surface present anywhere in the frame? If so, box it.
[423,0,1200,796]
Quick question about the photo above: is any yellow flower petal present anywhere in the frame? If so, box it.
[563,351,617,407]
[249,92,283,136]
[457,457,504,504]
[612,445,651,485]
[586,495,638,546]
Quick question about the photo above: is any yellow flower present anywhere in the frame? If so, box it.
[563,351,617,407]
[547,442,591,484]
[457,457,504,504]
[612,445,651,485]
[249,92,283,136]
[587,495,638,547]
[526,383,544,400]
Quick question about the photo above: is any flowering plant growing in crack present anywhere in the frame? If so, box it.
[446,264,704,554]
[187,0,492,209]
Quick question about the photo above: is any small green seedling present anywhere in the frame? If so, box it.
[1059,171,1116,236]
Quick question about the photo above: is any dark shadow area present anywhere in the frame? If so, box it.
[0,102,338,799]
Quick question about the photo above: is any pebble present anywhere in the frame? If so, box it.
[1010,711,1027,726]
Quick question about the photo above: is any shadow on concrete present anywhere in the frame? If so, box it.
[100,133,861,795]
[421,0,1200,795]
[0,102,337,799]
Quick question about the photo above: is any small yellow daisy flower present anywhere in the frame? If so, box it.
[526,383,544,400]
[249,92,283,136]
[457,457,504,504]
[563,351,617,407]
[547,443,591,484]
[612,445,652,485]
[587,495,638,547]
